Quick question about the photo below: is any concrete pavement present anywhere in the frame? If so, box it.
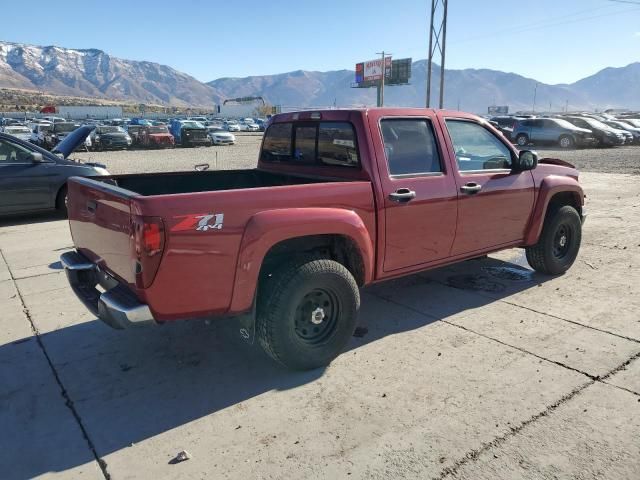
[0,171,638,479]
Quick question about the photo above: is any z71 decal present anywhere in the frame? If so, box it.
[171,213,224,232]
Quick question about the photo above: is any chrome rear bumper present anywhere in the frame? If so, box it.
[60,251,155,329]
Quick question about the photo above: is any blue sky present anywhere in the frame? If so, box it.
[3,0,640,84]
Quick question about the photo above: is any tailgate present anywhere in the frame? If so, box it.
[67,177,137,286]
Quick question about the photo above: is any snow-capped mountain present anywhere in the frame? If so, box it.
[0,41,221,107]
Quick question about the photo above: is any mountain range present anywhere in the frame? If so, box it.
[1,40,639,113]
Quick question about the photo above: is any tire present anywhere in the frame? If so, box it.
[526,205,582,275]
[55,186,68,217]
[558,135,574,149]
[515,134,529,147]
[257,258,360,370]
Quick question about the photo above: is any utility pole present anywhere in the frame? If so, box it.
[426,0,448,108]
[375,51,391,107]
[565,99,569,112]
[532,83,538,113]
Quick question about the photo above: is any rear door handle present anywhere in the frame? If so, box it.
[460,182,482,195]
[389,188,416,203]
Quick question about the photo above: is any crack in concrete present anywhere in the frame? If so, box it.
[0,248,111,480]
[367,292,640,479]
[433,352,640,480]
[427,276,640,345]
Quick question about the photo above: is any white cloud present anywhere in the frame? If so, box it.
[635,31,640,37]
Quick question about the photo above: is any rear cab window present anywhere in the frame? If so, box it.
[379,119,442,176]
[261,121,359,167]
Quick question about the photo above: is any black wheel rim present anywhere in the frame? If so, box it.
[294,288,339,345]
[553,224,572,259]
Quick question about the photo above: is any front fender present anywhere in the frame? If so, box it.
[524,175,584,246]
[229,208,374,313]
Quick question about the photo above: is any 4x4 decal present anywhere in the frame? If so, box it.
[171,213,224,232]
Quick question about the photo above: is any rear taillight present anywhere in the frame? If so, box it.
[132,215,165,288]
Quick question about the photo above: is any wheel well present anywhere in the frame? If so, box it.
[546,192,582,217]
[260,234,366,286]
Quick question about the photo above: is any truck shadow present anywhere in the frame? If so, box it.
[0,211,66,228]
[2,253,550,479]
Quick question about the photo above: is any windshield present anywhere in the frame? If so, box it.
[149,126,168,134]
[582,118,610,129]
[6,127,30,134]
[554,119,579,129]
[55,123,78,133]
[97,126,124,133]
[181,121,204,129]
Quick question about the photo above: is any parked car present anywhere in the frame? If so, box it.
[138,125,175,148]
[29,123,52,146]
[41,122,84,150]
[169,120,212,147]
[512,118,595,148]
[240,121,260,132]
[603,120,640,144]
[129,118,153,126]
[0,127,109,216]
[2,125,32,142]
[41,116,67,124]
[622,119,640,128]
[562,116,626,146]
[255,118,268,131]
[207,127,236,145]
[88,125,132,151]
[126,125,145,147]
[224,120,241,132]
[60,108,585,371]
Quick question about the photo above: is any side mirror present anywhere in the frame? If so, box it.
[514,150,538,171]
[30,152,45,163]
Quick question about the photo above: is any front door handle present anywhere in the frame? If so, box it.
[389,188,416,203]
[87,200,97,213]
[460,182,482,195]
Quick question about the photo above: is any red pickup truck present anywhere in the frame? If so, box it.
[61,109,585,370]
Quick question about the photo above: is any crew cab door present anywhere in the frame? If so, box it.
[441,117,534,255]
[370,112,458,272]
[0,137,53,214]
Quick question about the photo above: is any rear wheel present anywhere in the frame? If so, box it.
[558,135,574,149]
[526,205,582,275]
[515,134,529,147]
[257,258,360,370]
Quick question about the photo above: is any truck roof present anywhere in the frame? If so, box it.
[269,108,477,123]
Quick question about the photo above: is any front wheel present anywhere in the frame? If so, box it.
[526,205,582,275]
[516,134,529,147]
[558,135,574,149]
[56,186,68,217]
[257,258,360,370]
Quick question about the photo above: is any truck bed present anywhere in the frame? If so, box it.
[109,169,339,196]
[66,168,376,321]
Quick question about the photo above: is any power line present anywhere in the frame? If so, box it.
[453,4,640,44]
[605,0,640,5]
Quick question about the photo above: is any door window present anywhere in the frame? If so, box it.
[445,120,513,171]
[380,119,442,176]
[0,139,35,163]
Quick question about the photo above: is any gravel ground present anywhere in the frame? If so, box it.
[532,145,640,175]
[72,132,640,176]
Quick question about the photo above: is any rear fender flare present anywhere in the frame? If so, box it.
[524,175,583,245]
[229,208,374,313]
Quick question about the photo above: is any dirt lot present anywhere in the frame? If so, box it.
[1,138,639,479]
[72,132,640,176]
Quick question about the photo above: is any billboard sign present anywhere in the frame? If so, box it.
[488,105,509,115]
[354,58,411,88]
[363,57,392,81]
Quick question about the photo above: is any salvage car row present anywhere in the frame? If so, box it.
[489,111,640,149]
[0,116,267,152]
